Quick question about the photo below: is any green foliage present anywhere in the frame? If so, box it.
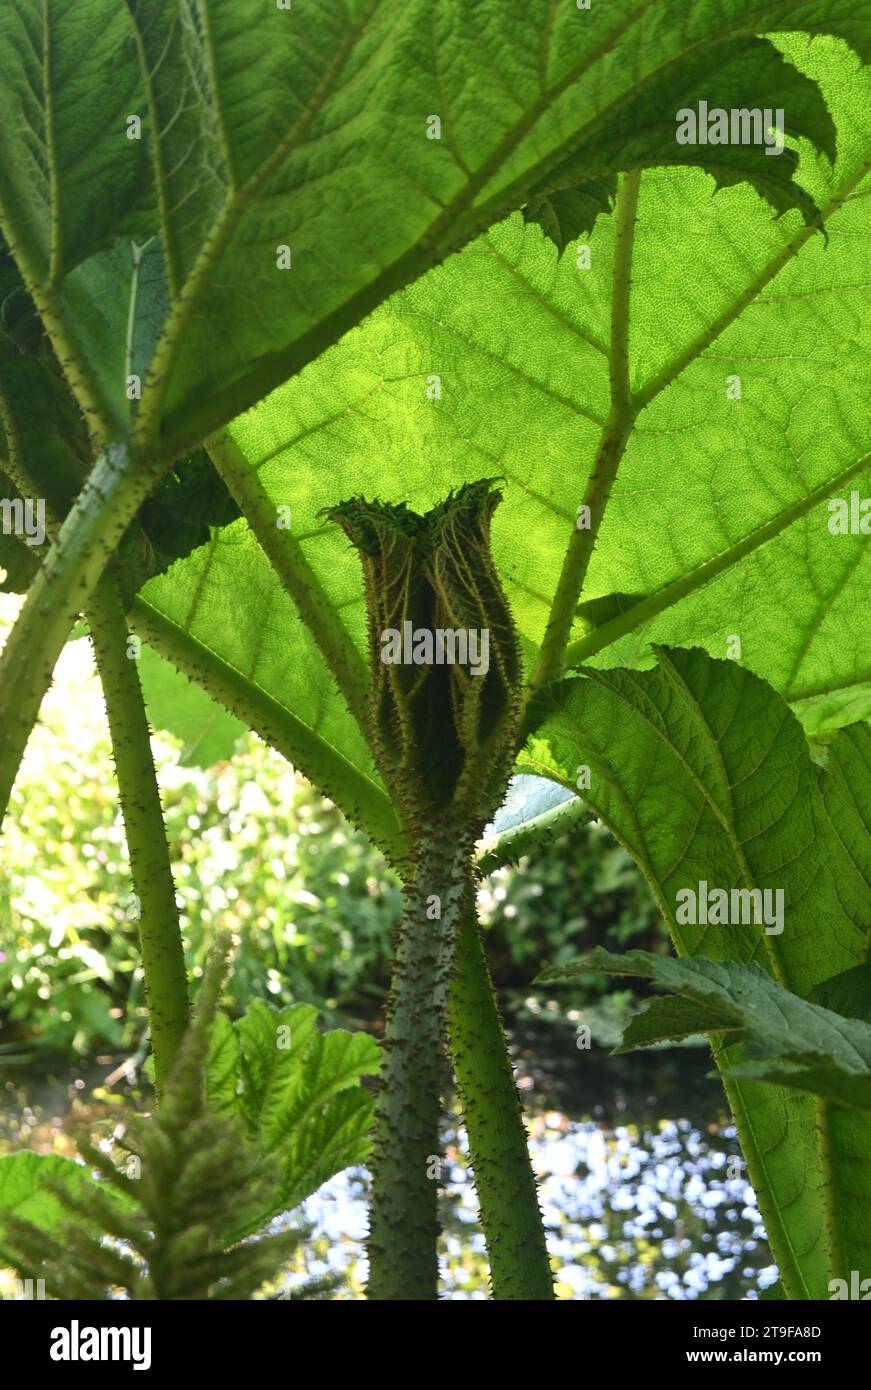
[545,948,871,1112]
[0,946,375,1298]
[0,1151,127,1239]
[0,2,870,1302]
[522,648,871,997]
[529,648,871,1298]
[0,244,236,598]
[0,651,659,1058]
[0,685,404,1052]
[135,35,871,842]
[2,17,869,850]
[0,769,143,1060]
[3,0,853,450]
[205,999,379,1229]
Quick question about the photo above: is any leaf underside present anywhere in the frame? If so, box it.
[526,646,871,1299]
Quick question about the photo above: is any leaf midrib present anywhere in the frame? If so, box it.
[135,0,385,438]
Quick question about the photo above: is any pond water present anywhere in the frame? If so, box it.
[1,1016,777,1301]
[261,1016,777,1300]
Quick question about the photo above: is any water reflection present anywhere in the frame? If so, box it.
[284,1039,777,1300]
[1,1035,777,1301]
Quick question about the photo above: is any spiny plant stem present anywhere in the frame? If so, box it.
[0,443,167,830]
[205,430,371,733]
[368,836,555,1301]
[329,483,551,1299]
[130,598,408,871]
[367,822,473,1300]
[86,577,190,1092]
[448,906,554,1299]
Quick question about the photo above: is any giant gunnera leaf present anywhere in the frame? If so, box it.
[540,949,871,1114]
[525,647,871,1300]
[0,1,860,451]
[2,11,870,841]
[134,34,871,860]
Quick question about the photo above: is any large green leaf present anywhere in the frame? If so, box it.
[206,1000,380,1232]
[0,3,145,282]
[0,2,148,436]
[1,16,868,845]
[521,646,871,1299]
[541,949,871,1113]
[0,3,863,449]
[136,35,871,851]
[520,649,871,993]
[134,13,838,452]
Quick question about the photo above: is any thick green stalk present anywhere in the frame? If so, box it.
[448,907,554,1299]
[205,431,371,731]
[367,823,473,1301]
[86,578,190,1091]
[368,830,555,1301]
[329,484,552,1298]
[0,443,165,829]
[129,598,409,874]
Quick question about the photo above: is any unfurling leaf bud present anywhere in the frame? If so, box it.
[324,481,522,829]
